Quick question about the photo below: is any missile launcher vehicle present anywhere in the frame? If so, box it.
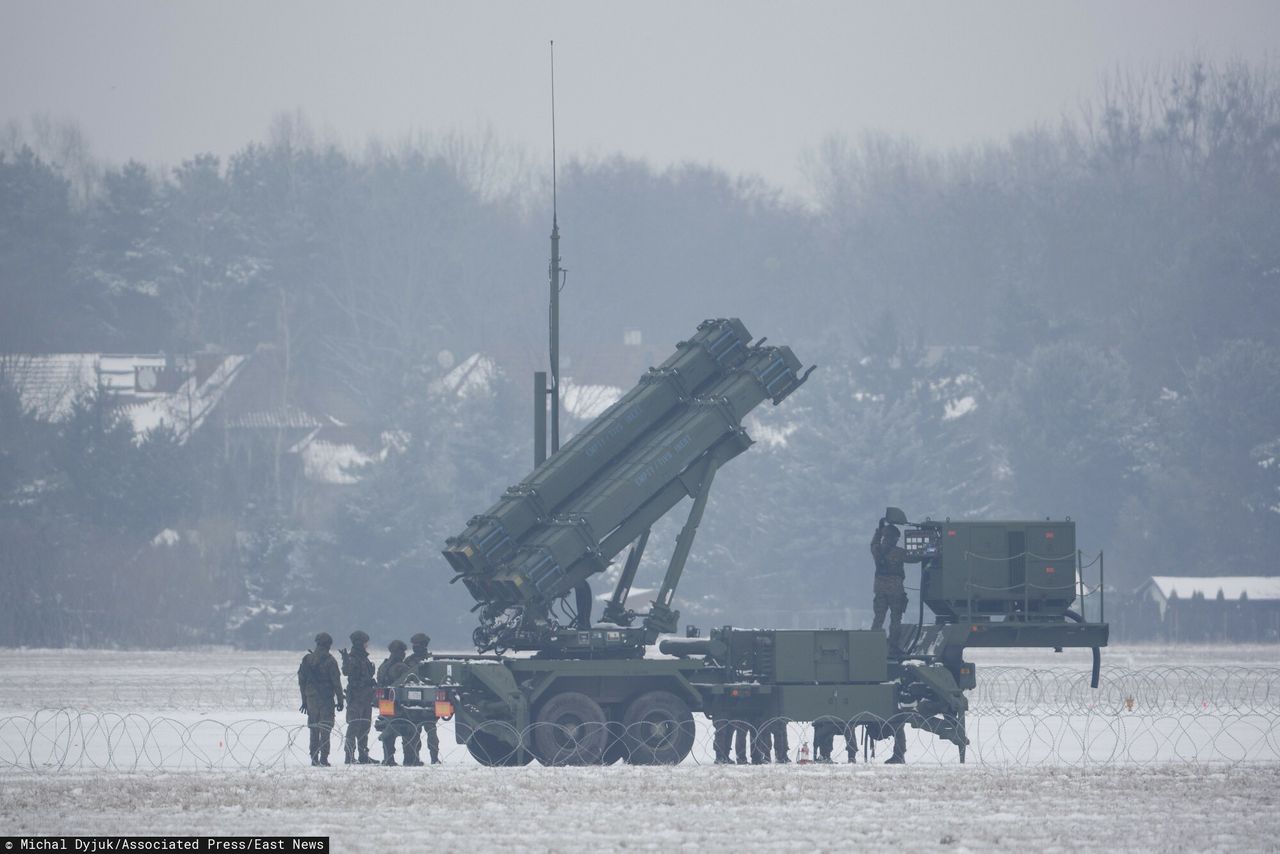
[381,319,1109,766]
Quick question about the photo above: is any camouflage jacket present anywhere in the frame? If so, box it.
[298,650,343,707]
[870,529,923,578]
[404,651,431,675]
[376,656,410,688]
[341,649,377,706]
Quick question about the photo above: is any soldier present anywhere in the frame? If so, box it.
[713,718,732,764]
[376,639,412,766]
[298,632,344,767]
[844,721,860,764]
[813,719,839,763]
[883,720,908,764]
[752,718,790,764]
[732,721,750,764]
[340,629,377,764]
[404,632,440,765]
[713,718,748,765]
[870,518,924,647]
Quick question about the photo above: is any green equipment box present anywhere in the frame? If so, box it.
[721,629,888,684]
[913,520,1077,618]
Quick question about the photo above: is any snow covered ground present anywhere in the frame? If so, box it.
[1,646,1278,851]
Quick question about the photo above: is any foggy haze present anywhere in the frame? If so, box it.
[3,0,1278,196]
[0,1,1278,650]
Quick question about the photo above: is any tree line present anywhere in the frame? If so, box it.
[1,60,1277,647]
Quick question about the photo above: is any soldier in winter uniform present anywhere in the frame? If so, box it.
[813,719,859,764]
[404,632,440,764]
[713,718,751,764]
[870,518,924,646]
[751,718,790,764]
[340,629,377,764]
[298,632,344,767]
[376,639,413,765]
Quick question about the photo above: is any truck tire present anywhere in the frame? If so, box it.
[531,691,609,765]
[466,730,533,766]
[621,690,695,765]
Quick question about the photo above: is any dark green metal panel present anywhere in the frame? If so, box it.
[772,684,896,722]
[921,519,1079,618]
[771,630,887,684]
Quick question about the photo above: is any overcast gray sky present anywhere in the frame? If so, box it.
[3,0,1278,197]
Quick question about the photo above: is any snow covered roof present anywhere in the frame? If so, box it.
[431,353,497,399]
[225,406,322,431]
[299,439,375,485]
[2,353,246,443]
[562,380,623,421]
[1146,576,1280,602]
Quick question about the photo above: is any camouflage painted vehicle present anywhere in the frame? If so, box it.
[393,320,1107,766]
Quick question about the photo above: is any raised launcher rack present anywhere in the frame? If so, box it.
[443,318,814,656]
[890,508,1109,687]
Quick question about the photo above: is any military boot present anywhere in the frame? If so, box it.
[343,745,355,765]
[887,620,903,652]
[310,751,321,767]
[357,744,375,764]
[318,748,331,767]
[884,753,906,764]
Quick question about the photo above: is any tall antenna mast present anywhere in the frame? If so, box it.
[548,39,563,455]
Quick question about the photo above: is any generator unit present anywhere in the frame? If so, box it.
[904,518,1080,619]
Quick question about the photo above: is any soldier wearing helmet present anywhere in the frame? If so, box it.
[404,632,440,764]
[340,629,377,764]
[376,639,412,765]
[298,631,344,767]
[870,517,924,648]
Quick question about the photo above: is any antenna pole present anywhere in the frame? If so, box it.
[548,39,562,454]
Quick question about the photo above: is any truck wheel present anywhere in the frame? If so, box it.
[622,691,695,765]
[532,691,609,765]
[466,730,533,766]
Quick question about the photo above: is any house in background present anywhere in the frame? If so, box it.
[2,352,247,442]
[1126,576,1280,642]
[0,350,382,515]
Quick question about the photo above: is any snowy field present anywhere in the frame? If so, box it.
[1,646,1278,851]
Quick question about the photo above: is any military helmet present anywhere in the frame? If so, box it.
[388,639,407,653]
[349,629,370,645]
[314,631,333,647]
[410,632,431,648]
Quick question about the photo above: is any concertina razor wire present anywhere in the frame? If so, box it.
[2,665,1279,772]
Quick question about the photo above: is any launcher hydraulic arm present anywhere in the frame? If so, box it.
[443,318,813,655]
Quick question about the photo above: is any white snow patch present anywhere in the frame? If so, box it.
[562,381,623,421]
[943,396,977,420]
[1148,575,1280,602]
[744,416,798,449]
[431,353,496,399]
[300,441,373,485]
[151,529,180,547]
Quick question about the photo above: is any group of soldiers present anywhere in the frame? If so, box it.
[713,718,900,766]
[297,630,439,767]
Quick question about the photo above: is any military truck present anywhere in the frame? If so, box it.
[378,318,1108,765]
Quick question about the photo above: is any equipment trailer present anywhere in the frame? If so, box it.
[382,318,1108,765]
